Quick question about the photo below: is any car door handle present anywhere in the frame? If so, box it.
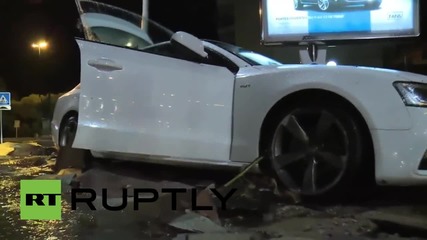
[88,58,123,71]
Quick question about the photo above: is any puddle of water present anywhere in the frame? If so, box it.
[0,161,183,240]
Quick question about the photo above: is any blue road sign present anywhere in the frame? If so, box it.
[0,92,11,111]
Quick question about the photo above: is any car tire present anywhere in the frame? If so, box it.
[294,0,303,10]
[317,0,332,11]
[54,113,93,172]
[262,98,373,200]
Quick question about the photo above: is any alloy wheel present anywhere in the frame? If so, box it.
[271,109,350,195]
[318,0,330,11]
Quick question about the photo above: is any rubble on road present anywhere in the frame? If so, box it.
[172,232,312,240]
[361,209,427,238]
[273,205,326,219]
[58,156,286,235]
[10,151,427,240]
[169,212,227,233]
[253,215,378,239]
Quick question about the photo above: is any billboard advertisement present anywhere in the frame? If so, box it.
[261,0,420,43]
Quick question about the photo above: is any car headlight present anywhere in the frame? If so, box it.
[394,82,427,107]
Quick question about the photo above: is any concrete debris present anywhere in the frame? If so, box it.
[254,216,378,239]
[195,184,221,225]
[274,205,325,219]
[172,232,314,240]
[169,211,227,233]
[362,210,427,236]
[58,168,82,177]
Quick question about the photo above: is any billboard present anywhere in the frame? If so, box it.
[260,0,420,43]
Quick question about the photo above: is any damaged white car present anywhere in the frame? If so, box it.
[52,0,427,197]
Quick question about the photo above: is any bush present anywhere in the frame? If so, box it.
[2,93,64,138]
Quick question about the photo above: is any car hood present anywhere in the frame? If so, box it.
[251,64,427,84]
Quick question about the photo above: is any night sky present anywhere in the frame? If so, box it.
[0,0,220,98]
[0,0,425,99]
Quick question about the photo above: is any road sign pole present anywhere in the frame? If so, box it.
[14,120,20,139]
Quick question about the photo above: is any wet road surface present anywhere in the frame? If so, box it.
[1,146,427,240]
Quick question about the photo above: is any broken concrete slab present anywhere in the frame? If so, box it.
[274,205,326,219]
[172,232,314,240]
[195,185,221,225]
[64,192,189,234]
[253,216,378,239]
[58,168,82,177]
[169,212,227,233]
[69,168,218,225]
[361,210,427,234]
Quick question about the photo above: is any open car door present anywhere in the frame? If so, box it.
[72,0,236,162]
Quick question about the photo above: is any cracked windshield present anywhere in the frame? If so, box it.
[1,0,427,239]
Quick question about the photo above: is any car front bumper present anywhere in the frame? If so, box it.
[373,107,427,185]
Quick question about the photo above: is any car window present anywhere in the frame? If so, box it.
[143,42,239,73]
[206,40,283,66]
[143,42,209,64]
[77,0,173,48]
[90,26,151,49]
[76,0,238,72]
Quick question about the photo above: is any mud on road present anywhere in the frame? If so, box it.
[1,142,427,240]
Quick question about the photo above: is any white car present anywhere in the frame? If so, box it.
[52,0,427,197]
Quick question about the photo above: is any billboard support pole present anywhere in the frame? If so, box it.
[299,42,327,65]
[142,0,149,30]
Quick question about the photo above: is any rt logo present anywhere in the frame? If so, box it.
[20,180,62,220]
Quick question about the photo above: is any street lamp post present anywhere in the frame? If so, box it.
[31,41,48,56]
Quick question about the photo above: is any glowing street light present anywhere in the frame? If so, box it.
[31,40,49,56]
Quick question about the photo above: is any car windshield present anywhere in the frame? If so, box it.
[78,0,173,49]
[206,40,283,66]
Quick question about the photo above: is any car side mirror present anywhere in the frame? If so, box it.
[170,31,208,59]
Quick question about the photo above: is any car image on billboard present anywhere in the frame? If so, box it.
[294,0,383,12]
